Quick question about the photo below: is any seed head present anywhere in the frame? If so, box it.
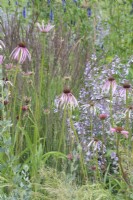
[123,83,131,89]
[18,43,26,48]
[63,88,71,94]
[4,100,9,105]
[99,114,107,120]
[108,76,115,82]
[22,105,28,111]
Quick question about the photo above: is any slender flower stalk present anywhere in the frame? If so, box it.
[10,43,31,64]
[110,83,113,125]
[125,88,130,133]
[120,83,131,138]
[99,114,107,145]
[111,126,129,184]
[68,109,88,180]
[102,76,117,126]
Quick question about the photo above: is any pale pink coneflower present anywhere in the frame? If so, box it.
[125,106,133,118]
[0,55,4,64]
[119,83,132,99]
[102,76,117,95]
[0,40,5,50]
[56,88,79,110]
[10,43,31,64]
[81,102,97,115]
[110,127,128,138]
[36,21,55,33]
[88,138,104,152]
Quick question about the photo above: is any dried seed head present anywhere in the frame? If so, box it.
[4,100,9,105]
[16,115,19,120]
[24,96,31,104]
[67,153,73,160]
[63,76,71,81]
[128,106,133,110]
[91,166,96,170]
[94,138,98,142]
[18,42,26,48]
[43,108,50,114]
[22,105,28,111]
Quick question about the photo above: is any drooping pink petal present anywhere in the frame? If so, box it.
[121,130,129,138]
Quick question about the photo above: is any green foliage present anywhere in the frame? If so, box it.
[0,0,133,199]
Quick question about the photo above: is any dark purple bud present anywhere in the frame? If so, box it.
[87,8,91,17]
[47,0,50,6]
[62,0,66,7]
[22,7,26,18]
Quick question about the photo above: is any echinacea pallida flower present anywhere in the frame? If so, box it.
[10,43,31,64]
[102,76,117,95]
[56,88,79,110]
[36,21,55,33]
[110,127,128,138]
[119,83,132,99]
[88,138,104,152]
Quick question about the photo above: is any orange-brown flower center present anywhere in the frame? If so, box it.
[115,127,123,132]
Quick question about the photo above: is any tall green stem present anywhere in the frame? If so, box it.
[90,113,93,137]
[110,84,113,126]
[58,108,67,153]
[116,133,129,185]
[68,109,88,181]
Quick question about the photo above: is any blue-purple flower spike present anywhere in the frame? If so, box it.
[87,8,92,17]
[47,0,50,6]
[50,9,54,22]
[22,7,26,18]
[62,0,66,7]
